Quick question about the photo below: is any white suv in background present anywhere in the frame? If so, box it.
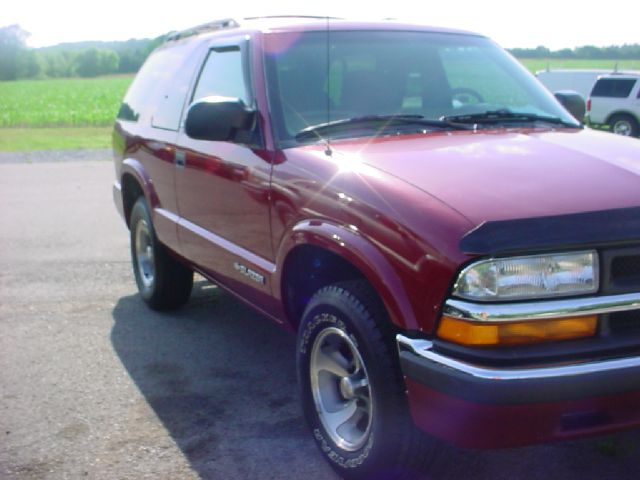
[587,73,640,137]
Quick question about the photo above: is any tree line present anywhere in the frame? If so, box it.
[0,24,164,80]
[2,24,640,81]
[508,44,640,59]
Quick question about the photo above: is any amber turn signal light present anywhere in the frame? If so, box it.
[437,315,598,346]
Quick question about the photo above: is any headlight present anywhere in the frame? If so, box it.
[453,251,599,301]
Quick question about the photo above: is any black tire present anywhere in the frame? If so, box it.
[608,113,639,138]
[297,280,438,480]
[129,197,193,310]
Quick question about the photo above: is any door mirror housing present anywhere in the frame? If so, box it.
[185,96,255,141]
[554,91,586,123]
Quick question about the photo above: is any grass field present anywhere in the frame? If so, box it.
[0,76,132,128]
[519,58,640,73]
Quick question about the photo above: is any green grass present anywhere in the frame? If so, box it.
[0,127,112,151]
[0,76,132,128]
[519,58,640,74]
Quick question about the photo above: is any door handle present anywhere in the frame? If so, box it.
[175,150,186,169]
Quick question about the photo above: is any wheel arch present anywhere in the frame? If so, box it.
[606,110,640,125]
[120,158,160,227]
[275,220,419,332]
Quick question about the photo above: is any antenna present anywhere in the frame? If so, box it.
[325,16,333,157]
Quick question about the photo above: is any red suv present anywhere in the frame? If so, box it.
[113,17,640,479]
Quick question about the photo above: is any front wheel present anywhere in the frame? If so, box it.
[297,281,437,480]
[129,197,193,310]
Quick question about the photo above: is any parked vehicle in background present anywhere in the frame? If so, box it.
[112,17,640,480]
[536,69,613,99]
[587,73,640,137]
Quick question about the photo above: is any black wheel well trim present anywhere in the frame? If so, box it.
[275,220,420,332]
[281,244,362,330]
[280,243,410,336]
[121,172,145,228]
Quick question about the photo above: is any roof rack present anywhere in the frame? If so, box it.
[243,15,343,21]
[165,18,239,42]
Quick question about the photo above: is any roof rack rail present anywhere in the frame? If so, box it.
[243,15,343,21]
[165,18,239,42]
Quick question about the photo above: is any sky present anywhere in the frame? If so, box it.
[4,0,639,50]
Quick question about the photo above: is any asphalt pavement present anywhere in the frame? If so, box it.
[1,156,639,480]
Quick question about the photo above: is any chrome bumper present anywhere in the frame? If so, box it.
[397,334,640,381]
[444,292,640,323]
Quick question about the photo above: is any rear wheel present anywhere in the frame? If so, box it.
[608,113,639,137]
[130,197,193,310]
[297,281,438,480]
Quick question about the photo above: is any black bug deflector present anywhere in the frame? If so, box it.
[460,206,640,256]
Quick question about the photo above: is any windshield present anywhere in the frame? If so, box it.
[264,30,578,147]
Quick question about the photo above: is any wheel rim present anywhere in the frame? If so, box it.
[134,219,155,289]
[310,326,373,451]
[613,120,632,136]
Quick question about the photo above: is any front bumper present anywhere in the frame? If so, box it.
[398,292,640,448]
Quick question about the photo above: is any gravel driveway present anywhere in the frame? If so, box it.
[1,152,639,480]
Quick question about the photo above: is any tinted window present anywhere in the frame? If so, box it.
[118,43,192,124]
[591,78,637,98]
[152,49,203,131]
[191,48,248,103]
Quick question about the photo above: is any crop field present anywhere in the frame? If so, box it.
[0,60,638,151]
[0,76,133,128]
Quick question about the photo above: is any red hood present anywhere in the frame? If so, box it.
[326,128,640,225]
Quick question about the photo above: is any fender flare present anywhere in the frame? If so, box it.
[274,219,419,331]
[120,158,161,220]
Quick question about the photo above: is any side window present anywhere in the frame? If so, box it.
[191,47,248,103]
[190,45,260,145]
[152,48,202,131]
[591,79,637,98]
[118,43,192,125]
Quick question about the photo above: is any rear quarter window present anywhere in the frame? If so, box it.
[117,42,201,129]
[590,78,637,98]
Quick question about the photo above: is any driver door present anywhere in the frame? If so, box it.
[175,38,275,308]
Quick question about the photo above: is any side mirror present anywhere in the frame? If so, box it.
[185,96,255,141]
[554,91,586,123]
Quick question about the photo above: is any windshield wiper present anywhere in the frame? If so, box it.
[294,114,473,141]
[441,109,581,128]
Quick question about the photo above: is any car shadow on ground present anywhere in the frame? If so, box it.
[111,281,640,480]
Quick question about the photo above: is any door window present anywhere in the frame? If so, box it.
[191,47,249,103]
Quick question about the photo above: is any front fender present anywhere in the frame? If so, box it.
[274,219,419,331]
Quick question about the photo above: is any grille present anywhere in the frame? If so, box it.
[611,255,640,286]
[602,248,640,294]
[609,310,640,334]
